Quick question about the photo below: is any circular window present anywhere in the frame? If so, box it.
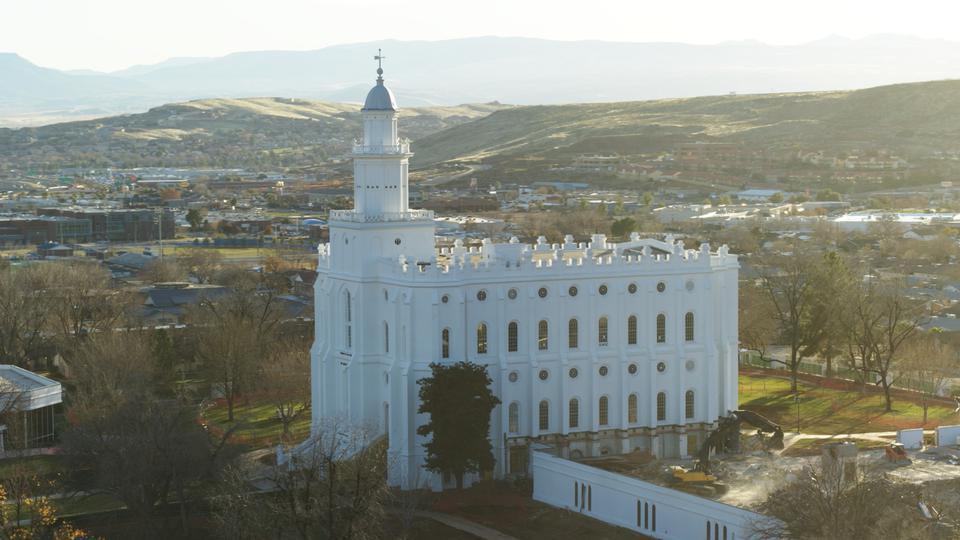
[394,238,402,245]
[628,283,638,294]
[539,369,549,381]
[656,281,666,293]
[509,371,519,383]
[508,288,518,300]
[538,287,548,298]
[569,367,579,379]
[657,362,667,373]
[686,280,695,292]
[477,290,487,301]
[685,360,696,371]
[599,284,608,296]
[628,363,638,375]
[599,366,608,377]
[568,286,578,297]
[441,294,449,304]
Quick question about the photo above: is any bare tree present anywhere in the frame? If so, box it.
[260,336,311,443]
[902,330,957,423]
[842,278,926,411]
[191,276,283,421]
[755,464,953,540]
[755,251,828,391]
[143,258,187,283]
[43,261,136,342]
[739,281,778,366]
[0,265,55,366]
[176,247,224,284]
[63,333,238,537]
[211,420,389,540]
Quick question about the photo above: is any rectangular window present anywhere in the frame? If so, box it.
[627,316,637,345]
[657,393,666,422]
[569,399,579,428]
[598,317,608,346]
[538,320,548,351]
[442,329,450,359]
[656,314,666,344]
[599,397,609,426]
[568,319,578,349]
[508,322,518,352]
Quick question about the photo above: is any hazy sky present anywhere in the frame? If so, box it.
[4,0,960,72]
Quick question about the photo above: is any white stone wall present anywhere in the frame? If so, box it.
[531,449,772,540]
[309,78,740,491]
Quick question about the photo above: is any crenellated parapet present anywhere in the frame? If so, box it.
[318,232,737,278]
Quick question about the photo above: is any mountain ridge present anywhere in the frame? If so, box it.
[7,35,960,127]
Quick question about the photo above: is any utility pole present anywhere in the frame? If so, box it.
[157,208,164,261]
[794,393,801,434]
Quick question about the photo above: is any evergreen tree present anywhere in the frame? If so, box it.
[417,362,500,489]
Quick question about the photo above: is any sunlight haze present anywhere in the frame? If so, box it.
[4,0,960,71]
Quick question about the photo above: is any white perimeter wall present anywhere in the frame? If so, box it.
[935,424,960,447]
[532,450,773,540]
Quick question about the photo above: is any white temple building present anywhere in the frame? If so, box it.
[310,60,740,491]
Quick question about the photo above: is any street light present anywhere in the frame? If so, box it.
[794,393,801,434]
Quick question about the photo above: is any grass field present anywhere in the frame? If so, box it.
[203,399,311,450]
[739,373,958,435]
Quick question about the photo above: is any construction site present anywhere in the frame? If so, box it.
[571,407,960,520]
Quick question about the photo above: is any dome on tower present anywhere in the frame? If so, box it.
[362,77,397,112]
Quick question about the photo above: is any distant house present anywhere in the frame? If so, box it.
[0,365,62,451]
[284,269,318,299]
[106,251,156,274]
[736,189,785,202]
[36,242,74,259]
[141,282,228,325]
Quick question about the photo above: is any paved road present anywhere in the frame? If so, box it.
[419,164,490,187]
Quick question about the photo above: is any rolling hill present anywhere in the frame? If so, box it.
[0,98,509,170]
[411,79,960,168]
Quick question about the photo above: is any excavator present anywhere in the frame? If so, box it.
[670,409,784,494]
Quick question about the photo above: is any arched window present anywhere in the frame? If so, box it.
[627,315,637,345]
[685,312,695,342]
[686,390,695,419]
[657,392,666,421]
[568,318,579,349]
[477,323,488,355]
[384,322,389,353]
[599,396,609,426]
[441,328,450,359]
[569,398,579,428]
[538,320,549,351]
[343,290,352,348]
[508,402,519,433]
[508,321,518,352]
[628,394,638,423]
[598,317,608,346]
[539,400,550,431]
[656,314,666,343]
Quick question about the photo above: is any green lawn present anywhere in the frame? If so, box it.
[739,373,959,435]
[203,399,311,450]
[0,455,66,479]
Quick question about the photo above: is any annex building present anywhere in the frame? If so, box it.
[310,63,740,491]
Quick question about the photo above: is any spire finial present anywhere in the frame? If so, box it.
[374,48,385,82]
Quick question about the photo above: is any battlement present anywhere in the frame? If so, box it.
[352,139,411,155]
[329,209,434,223]
[316,232,736,279]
